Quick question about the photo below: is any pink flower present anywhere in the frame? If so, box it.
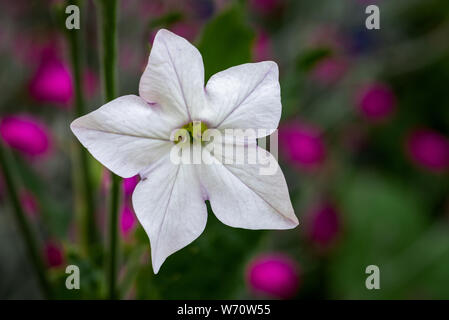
[0,115,51,157]
[120,205,137,237]
[246,254,300,299]
[252,30,273,62]
[279,122,326,169]
[45,241,64,268]
[310,57,348,85]
[28,49,73,107]
[356,83,396,121]
[122,175,139,198]
[306,204,340,250]
[406,129,449,173]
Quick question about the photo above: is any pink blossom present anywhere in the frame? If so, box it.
[122,175,139,198]
[356,83,396,121]
[0,115,51,157]
[406,129,449,173]
[246,254,300,299]
[45,241,64,268]
[306,204,340,250]
[279,122,326,169]
[120,205,137,237]
[28,49,73,107]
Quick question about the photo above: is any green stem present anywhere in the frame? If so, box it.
[66,0,99,261]
[0,142,52,298]
[97,0,120,300]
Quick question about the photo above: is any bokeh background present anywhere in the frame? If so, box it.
[1,0,449,299]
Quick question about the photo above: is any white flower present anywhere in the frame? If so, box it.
[71,29,298,273]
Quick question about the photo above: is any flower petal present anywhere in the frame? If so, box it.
[139,29,205,123]
[71,95,174,178]
[132,154,207,273]
[200,143,298,229]
[201,62,281,136]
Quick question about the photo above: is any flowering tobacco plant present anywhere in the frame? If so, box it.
[71,29,298,273]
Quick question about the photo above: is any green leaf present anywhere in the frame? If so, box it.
[329,171,429,299]
[135,202,265,299]
[296,47,332,72]
[197,5,254,81]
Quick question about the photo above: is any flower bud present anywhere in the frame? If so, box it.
[406,129,449,173]
[246,254,300,299]
[45,241,64,268]
[28,50,73,106]
[306,204,341,250]
[120,205,137,237]
[356,83,395,122]
[279,122,326,169]
[0,115,51,157]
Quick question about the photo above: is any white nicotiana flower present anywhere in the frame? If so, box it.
[71,29,298,273]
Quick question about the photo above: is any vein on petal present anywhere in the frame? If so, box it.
[161,37,192,122]
[206,147,297,226]
[153,163,181,266]
[72,125,171,142]
[213,65,274,128]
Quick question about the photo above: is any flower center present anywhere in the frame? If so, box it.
[174,121,208,144]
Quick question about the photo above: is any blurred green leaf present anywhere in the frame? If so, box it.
[135,202,265,299]
[329,171,429,299]
[296,47,332,72]
[197,5,254,81]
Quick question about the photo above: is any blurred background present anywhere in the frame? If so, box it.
[1,0,449,299]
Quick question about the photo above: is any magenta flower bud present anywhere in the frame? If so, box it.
[253,30,273,62]
[0,115,51,157]
[406,129,449,173]
[120,205,137,237]
[306,204,341,249]
[28,50,73,106]
[246,254,300,299]
[356,83,396,121]
[122,175,139,198]
[279,122,326,169]
[45,242,64,268]
[311,57,348,85]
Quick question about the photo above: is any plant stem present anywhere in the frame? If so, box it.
[0,142,52,299]
[66,0,99,261]
[97,0,120,300]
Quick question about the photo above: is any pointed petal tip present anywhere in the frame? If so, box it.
[152,262,161,274]
[288,216,300,229]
